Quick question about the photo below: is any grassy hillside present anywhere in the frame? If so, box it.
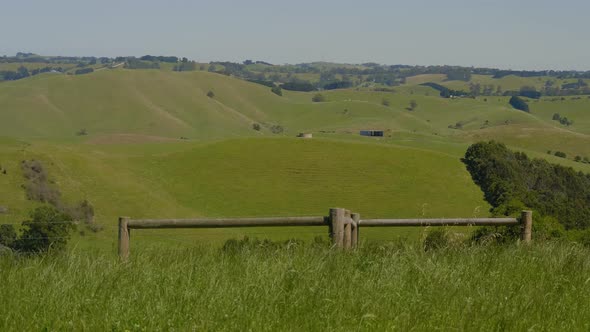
[2,68,590,250]
[1,137,489,250]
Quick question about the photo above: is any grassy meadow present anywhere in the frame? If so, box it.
[2,67,590,330]
[2,242,590,331]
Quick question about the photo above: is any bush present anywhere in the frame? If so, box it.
[509,96,529,112]
[533,215,565,241]
[270,125,284,134]
[312,94,326,102]
[15,206,75,253]
[74,68,94,75]
[21,160,61,205]
[252,123,261,131]
[554,151,567,158]
[281,81,315,92]
[423,229,450,251]
[382,99,390,107]
[271,86,282,96]
[207,91,215,98]
[0,224,17,248]
[76,128,88,136]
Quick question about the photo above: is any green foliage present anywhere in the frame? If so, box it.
[15,206,75,253]
[552,113,574,126]
[281,81,315,92]
[311,93,326,102]
[446,68,471,81]
[74,68,93,75]
[509,96,529,112]
[554,151,567,158]
[252,123,261,131]
[381,98,390,107]
[270,85,282,96]
[270,124,284,134]
[173,61,196,72]
[422,229,450,251]
[125,59,160,69]
[463,141,590,229]
[0,224,17,248]
[207,90,215,98]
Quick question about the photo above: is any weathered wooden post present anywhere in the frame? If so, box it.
[329,208,345,248]
[118,217,130,261]
[520,210,532,243]
[351,213,360,248]
[344,210,352,249]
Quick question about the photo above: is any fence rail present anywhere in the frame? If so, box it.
[118,209,532,261]
[359,218,518,227]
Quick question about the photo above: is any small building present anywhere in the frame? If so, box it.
[360,130,384,137]
[297,133,313,138]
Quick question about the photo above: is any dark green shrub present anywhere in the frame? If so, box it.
[270,125,284,134]
[423,229,450,251]
[509,96,529,112]
[0,224,17,248]
[312,93,326,102]
[271,86,282,96]
[207,90,215,98]
[15,206,75,253]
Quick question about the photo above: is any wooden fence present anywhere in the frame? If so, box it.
[118,209,532,260]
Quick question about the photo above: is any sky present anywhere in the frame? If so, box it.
[1,0,589,70]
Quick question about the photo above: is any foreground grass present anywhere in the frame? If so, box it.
[1,242,589,331]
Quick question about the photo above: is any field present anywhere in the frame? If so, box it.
[2,242,590,330]
[2,67,590,330]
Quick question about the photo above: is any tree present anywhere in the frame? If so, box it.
[463,141,590,230]
[469,83,481,96]
[271,86,282,96]
[509,96,529,112]
[15,206,75,253]
[519,86,541,99]
[408,100,418,111]
[252,123,261,131]
[207,91,215,98]
[312,94,325,102]
[382,99,390,107]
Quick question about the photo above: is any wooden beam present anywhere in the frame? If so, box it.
[127,216,326,229]
[359,218,518,227]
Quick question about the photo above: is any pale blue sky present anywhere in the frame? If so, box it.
[1,0,589,70]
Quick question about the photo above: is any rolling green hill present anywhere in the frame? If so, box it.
[2,68,590,250]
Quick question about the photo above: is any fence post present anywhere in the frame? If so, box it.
[344,210,352,249]
[351,213,360,248]
[329,208,345,248]
[520,210,532,243]
[118,217,130,261]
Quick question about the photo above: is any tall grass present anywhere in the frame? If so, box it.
[1,241,590,331]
